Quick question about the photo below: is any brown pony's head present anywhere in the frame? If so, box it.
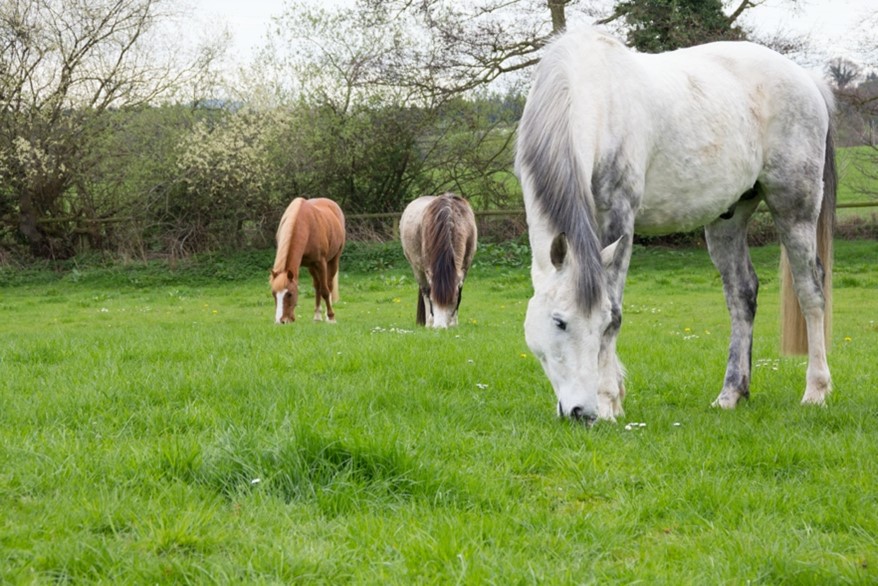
[270,269,299,324]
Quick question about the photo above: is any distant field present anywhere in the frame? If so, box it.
[1,240,877,583]
[837,146,878,212]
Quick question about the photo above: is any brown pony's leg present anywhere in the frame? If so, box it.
[307,265,324,322]
[309,262,335,323]
[326,254,341,320]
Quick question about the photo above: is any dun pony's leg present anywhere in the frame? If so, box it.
[417,274,432,327]
[705,199,760,409]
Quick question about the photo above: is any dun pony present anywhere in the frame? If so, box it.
[400,194,478,328]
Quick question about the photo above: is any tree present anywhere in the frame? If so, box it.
[605,0,746,52]
[827,57,862,90]
[342,1,803,99]
[0,0,222,258]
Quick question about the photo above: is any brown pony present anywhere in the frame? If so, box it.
[400,194,477,328]
[270,197,345,324]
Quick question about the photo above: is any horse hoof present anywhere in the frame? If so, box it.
[801,392,827,406]
[801,379,830,406]
[597,393,623,422]
[712,394,739,409]
[327,318,337,324]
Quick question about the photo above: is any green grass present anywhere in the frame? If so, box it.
[838,146,878,204]
[1,240,877,583]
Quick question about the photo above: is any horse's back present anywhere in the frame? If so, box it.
[400,194,477,275]
[400,196,435,271]
[298,198,345,261]
[526,25,832,234]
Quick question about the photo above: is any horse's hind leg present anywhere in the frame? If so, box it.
[325,254,341,323]
[771,209,831,405]
[705,199,760,409]
[308,263,335,323]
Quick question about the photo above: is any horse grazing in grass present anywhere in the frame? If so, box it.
[516,26,835,423]
[270,198,345,324]
[400,194,478,328]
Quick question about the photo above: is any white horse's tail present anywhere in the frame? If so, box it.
[780,111,836,355]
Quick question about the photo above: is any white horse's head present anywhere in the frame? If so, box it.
[525,234,620,423]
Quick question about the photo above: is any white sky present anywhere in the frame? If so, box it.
[188,0,877,71]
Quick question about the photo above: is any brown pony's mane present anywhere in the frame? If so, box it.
[423,194,470,306]
[270,198,304,292]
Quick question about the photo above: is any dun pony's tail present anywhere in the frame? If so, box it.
[331,271,340,303]
[780,116,836,355]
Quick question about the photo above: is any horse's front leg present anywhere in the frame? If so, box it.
[308,264,334,323]
[594,200,636,421]
[597,237,635,421]
[705,202,760,409]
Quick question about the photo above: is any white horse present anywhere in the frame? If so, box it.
[516,26,835,423]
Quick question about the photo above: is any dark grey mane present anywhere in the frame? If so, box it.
[517,60,604,312]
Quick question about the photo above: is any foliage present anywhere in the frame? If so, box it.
[0,0,223,258]
[2,240,877,582]
[341,241,409,272]
[1,0,874,263]
[611,0,745,52]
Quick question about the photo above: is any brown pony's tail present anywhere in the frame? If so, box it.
[331,271,340,303]
[780,126,836,355]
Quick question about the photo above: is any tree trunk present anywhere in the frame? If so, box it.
[18,190,46,257]
[548,0,567,33]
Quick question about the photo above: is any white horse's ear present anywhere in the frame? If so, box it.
[600,237,623,268]
[550,233,568,270]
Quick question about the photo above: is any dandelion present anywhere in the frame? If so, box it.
[844,336,852,343]
[392,297,401,303]
[520,353,528,359]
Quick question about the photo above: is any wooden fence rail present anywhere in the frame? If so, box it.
[348,201,878,240]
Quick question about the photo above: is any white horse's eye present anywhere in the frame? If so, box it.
[553,317,567,331]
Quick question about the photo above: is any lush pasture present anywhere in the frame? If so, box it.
[1,240,877,584]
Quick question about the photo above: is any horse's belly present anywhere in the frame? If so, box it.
[633,200,731,235]
[634,177,751,234]
[633,151,760,234]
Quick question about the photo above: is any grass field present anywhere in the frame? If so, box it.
[1,240,877,583]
